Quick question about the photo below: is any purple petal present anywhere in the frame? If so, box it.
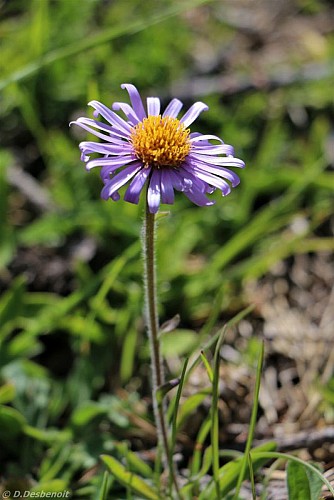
[181,177,214,206]
[89,100,132,135]
[178,168,214,196]
[160,169,175,204]
[80,142,131,162]
[190,134,224,144]
[147,97,161,116]
[71,117,113,134]
[124,167,151,204]
[86,156,134,171]
[180,102,209,128]
[187,166,231,196]
[80,143,133,160]
[178,167,210,193]
[101,164,142,200]
[100,164,116,182]
[190,160,241,187]
[192,144,235,155]
[80,140,131,153]
[191,153,245,168]
[121,84,147,121]
[100,160,142,182]
[169,169,192,192]
[72,117,128,142]
[147,169,161,213]
[163,98,183,118]
[206,185,216,194]
[112,102,141,124]
[111,192,121,201]
[171,167,212,201]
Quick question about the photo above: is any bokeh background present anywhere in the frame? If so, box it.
[0,0,333,498]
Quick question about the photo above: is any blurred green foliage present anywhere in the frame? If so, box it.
[0,0,333,497]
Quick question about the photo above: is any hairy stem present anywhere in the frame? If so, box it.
[143,206,168,453]
[142,204,181,498]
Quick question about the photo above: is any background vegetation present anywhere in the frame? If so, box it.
[0,0,333,498]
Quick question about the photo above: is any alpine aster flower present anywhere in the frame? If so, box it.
[71,84,245,213]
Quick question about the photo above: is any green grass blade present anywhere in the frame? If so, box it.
[167,357,188,497]
[115,444,154,479]
[305,464,325,500]
[0,276,26,334]
[248,452,256,500]
[175,389,210,431]
[233,341,264,500]
[101,455,159,500]
[23,240,140,339]
[98,471,110,500]
[250,452,334,497]
[0,0,212,92]
[195,445,213,480]
[191,417,211,477]
[200,351,213,382]
[198,442,276,499]
[0,383,15,404]
[287,461,311,500]
[170,358,189,448]
[211,329,228,499]
[188,305,255,379]
[190,156,329,301]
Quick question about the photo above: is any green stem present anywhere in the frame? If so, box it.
[143,206,164,390]
[142,204,181,498]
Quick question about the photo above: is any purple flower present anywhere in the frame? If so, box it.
[71,84,245,213]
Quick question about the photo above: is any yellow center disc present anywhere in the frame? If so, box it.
[130,115,191,168]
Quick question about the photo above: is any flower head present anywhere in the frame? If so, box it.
[71,84,245,213]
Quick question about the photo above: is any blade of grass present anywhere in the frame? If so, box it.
[190,155,329,300]
[248,452,256,500]
[191,417,211,477]
[198,442,276,499]
[0,0,212,91]
[98,471,110,500]
[167,357,189,498]
[175,389,211,431]
[124,443,134,500]
[250,452,334,497]
[194,445,213,481]
[189,305,255,378]
[25,240,140,337]
[211,328,228,499]
[101,455,159,500]
[29,0,49,59]
[200,351,213,383]
[115,443,154,479]
[259,457,285,500]
[233,340,264,500]
[287,460,312,500]
[223,204,334,282]
[169,358,189,449]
